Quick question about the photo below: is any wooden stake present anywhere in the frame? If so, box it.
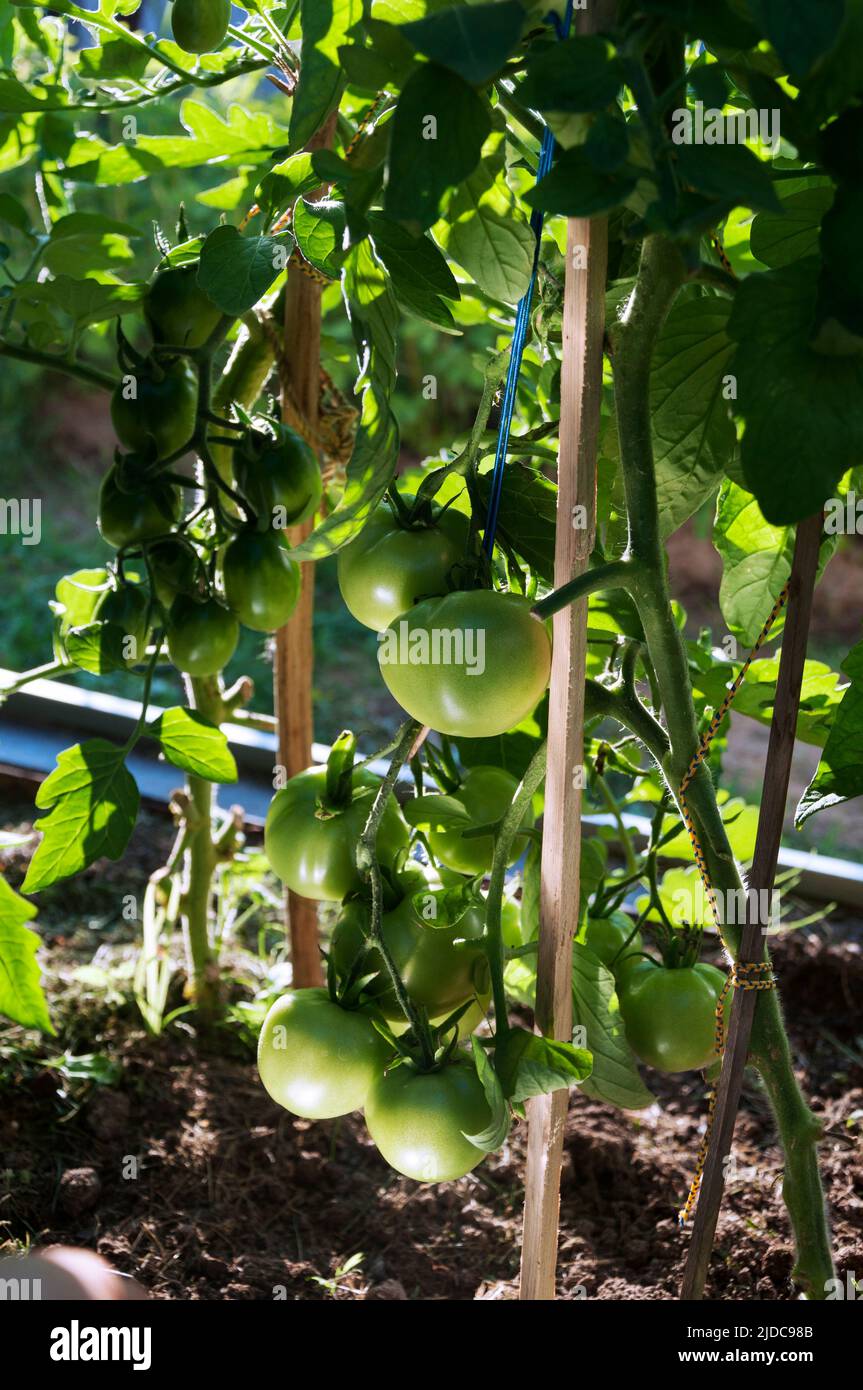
[680,510,823,1300]
[519,214,608,1300]
[275,115,336,990]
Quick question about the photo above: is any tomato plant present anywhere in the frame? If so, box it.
[233,420,323,528]
[378,590,552,738]
[110,356,199,459]
[265,759,408,903]
[337,497,469,632]
[0,0,854,1301]
[331,884,490,1023]
[619,964,729,1074]
[220,529,301,633]
[257,988,392,1120]
[364,1057,492,1183]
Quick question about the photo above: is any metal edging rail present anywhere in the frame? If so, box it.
[1,669,861,909]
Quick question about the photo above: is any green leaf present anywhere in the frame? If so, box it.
[694,654,845,749]
[367,210,459,299]
[384,62,491,229]
[63,621,129,675]
[52,568,111,639]
[14,275,145,328]
[728,258,863,524]
[77,36,153,81]
[147,708,238,783]
[0,77,68,112]
[402,792,471,831]
[713,481,795,644]
[750,186,834,268]
[674,144,781,215]
[495,1025,592,1102]
[22,741,140,893]
[289,240,400,558]
[797,642,863,824]
[256,152,322,221]
[651,296,736,537]
[517,34,622,113]
[0,875,53,1032]
[571,949,654,1110]
[527,146,637,217]
[463,1035,510,1152]
[434,146,534,303]
[0,191,32,234]
[293,196,347,278]
[290,0,361,152]
[476,463,557,581]
[400,1,524,83]
[748,0,844,82]
[197,224,290,316]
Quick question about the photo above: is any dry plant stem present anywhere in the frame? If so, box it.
[612,233,834,1298]
[521,207,608,1301]
[682,511,825,1299]
[274,112,337,989]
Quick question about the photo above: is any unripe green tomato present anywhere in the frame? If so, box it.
[171,0,230,55]
[331,890,490,1023]
[98,466,183,549]
[365,1057,492,1182]
[577,911,643,973]
[166,595,239,676]
[265,765,409,902]
[378,589,552,739]
[428,765,533,875]
[94,583,151,668]
[147,538,199,611]
[220,529,301,632]
[257,988,392,1120]
[619,963,729,1073]
[337,501,470,632]
[145,262,224,349]
[233,422,322,529]
[110,357,198,459]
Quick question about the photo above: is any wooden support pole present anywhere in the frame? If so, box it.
[680,510,824,1300]
[519,214,608,1300]
[275,116,335,990]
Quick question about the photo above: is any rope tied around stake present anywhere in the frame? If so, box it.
[675,582,790,1225]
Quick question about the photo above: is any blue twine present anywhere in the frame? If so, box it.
[482,0,575,558]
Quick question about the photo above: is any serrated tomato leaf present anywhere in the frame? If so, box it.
[22,741,139,893]
[147,708,237,783]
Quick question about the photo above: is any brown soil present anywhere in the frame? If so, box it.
[1,803,861,1302]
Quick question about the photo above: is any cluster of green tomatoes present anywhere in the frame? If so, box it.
[88,260,322,677]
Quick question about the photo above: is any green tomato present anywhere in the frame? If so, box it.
[145,262,224,349]
[221,529,301,632]
[257,988,391,1120]
[265,765,409,902]
[233,421,322,529]
[171,0,230,55]
[337,500,469,632]
[365,1057,491,1182]
[166,595,239,677]
[331,889,490,1023]
[94,582,151,668]
[98,466,182,549]
[619,964,728,1073]
[110,356,198,459]
[147,538,199,611]
[428,765,533,875]
[577,911,643,972]
[378,589,552,739]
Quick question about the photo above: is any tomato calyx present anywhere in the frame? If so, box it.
[316,729,359,816]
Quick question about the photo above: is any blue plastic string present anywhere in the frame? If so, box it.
[482,0,574,557]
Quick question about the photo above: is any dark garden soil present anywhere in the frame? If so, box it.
[1,798,861,1302]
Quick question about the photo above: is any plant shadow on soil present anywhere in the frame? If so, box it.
[1,801,861,1301]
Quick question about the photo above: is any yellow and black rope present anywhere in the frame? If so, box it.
[675,584,788,1224]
